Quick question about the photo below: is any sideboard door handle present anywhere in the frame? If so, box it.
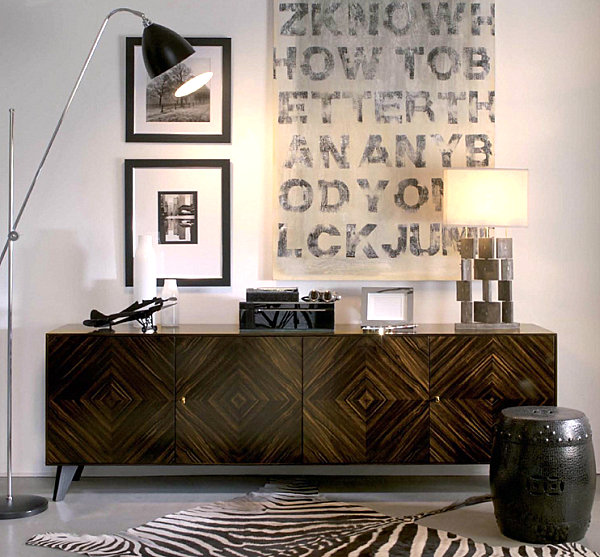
[431,395,441,403]
[181,396,186,405]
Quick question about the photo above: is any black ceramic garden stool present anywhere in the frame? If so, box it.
[490,406,595,543]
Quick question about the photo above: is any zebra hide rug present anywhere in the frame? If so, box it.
[27,481,599,557]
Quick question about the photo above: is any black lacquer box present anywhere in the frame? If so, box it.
[245,287,299,302]
[239,302,334,330]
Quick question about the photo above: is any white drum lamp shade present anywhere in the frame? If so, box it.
[443,168,528,227]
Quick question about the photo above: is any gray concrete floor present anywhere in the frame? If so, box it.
[1,475,599,556]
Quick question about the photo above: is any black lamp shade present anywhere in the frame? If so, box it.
[142,23,195,79]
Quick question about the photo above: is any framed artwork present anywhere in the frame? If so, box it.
[126,37,231,143]
[125,159,231,287]
[360,287,414,328]
[272,0,495,280]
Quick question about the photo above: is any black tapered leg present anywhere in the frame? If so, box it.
[72,465,84,482]
[53,466,79,502]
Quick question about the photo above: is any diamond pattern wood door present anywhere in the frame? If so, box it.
[176,336,302,464]
[303,336,429,464]
[47,335,175,465]
[429,334,556,463]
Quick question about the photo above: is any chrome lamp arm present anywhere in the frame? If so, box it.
[0,8,151,268]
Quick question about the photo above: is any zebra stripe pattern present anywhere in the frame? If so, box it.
[27,482,599,557]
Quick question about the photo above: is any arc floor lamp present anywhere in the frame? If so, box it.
[0,7,211,520]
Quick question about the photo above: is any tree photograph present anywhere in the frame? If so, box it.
[146,55,211,122]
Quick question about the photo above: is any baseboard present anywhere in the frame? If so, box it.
[5,464,490,478]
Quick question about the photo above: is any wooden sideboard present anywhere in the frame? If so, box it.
[46,324,556,499]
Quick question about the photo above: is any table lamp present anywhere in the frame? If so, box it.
[443,168,528,330]
[0,7,211,520]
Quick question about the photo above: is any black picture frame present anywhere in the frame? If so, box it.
[126,37,231,143]
[125,159,231,287]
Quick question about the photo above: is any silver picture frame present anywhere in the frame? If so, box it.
[361,287,414,328]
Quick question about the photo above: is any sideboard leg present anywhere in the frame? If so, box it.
[53,466,79,502]
[73,465,84,482]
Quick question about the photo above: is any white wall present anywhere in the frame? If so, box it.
[0,0,598,476]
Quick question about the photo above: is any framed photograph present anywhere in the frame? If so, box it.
[126,37,231,143]
[125,159,231,287]
[361,287,414,328]
[158,191,198,244]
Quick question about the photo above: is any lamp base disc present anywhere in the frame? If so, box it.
[455,322,520,331]
[0,495,48,520]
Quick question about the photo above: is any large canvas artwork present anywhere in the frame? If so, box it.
[273,1,495,280]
